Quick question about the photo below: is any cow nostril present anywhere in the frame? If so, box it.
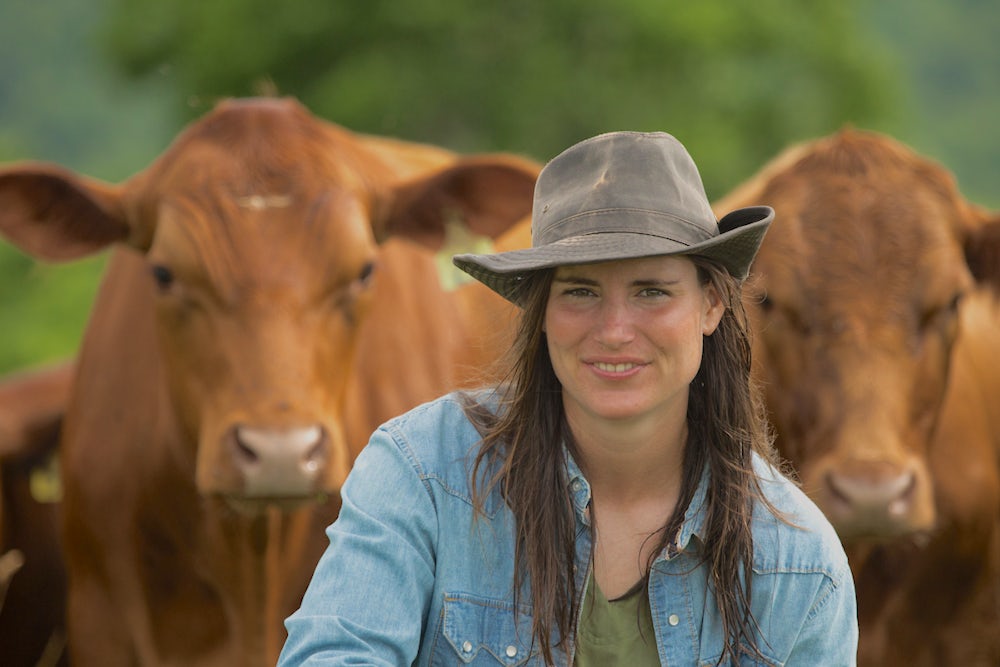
[301,436,326,475]
[826,472,850,506]
[232,433,261,466]
[887,474,916,517]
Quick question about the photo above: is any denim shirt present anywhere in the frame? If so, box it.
[280,393,858,666]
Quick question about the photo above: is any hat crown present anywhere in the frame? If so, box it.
[451,130,773,305]
[532,131,718,247]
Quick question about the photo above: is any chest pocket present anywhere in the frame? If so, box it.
[432,593,546,666]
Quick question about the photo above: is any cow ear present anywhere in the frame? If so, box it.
[965,211,1000,290]
[376,156,538,249]
[0,164,129,262]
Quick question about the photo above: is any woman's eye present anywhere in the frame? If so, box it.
[638,288,667,298]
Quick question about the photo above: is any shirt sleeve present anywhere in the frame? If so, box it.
[278,424,438,667]
[784,558,859,666]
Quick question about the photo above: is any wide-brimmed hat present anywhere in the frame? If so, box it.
[453,131,773,304]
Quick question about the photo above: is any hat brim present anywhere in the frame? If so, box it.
[454,205,773,305]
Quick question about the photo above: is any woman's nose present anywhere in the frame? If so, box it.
[594,300,635,347]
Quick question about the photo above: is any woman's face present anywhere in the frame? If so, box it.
[544,255,724,431]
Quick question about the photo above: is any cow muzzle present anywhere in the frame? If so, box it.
[810,458,935,542]
[224,424,331,501]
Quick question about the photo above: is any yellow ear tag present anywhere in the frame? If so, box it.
[434,214,495,291]
[29,452,62,504]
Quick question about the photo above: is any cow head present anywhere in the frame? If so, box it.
[716,129,1000,544]
[0,97,537,511]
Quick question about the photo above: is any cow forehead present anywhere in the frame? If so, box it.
[145,129,373,207]
[132,99,385,230]
[149,189,376,300]
[751,156,974,314]
[128,105,389,298]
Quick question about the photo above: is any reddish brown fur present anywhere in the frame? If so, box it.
[0,97,537,666]
[0,362,74,666]
[715,128,1000,665]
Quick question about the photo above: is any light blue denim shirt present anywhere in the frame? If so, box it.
[280,392,858,666]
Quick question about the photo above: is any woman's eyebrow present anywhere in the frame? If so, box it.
[552,275,681,287]
[552,275,599,286]
[632,278,679,287]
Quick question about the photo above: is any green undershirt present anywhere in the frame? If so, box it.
[574,571,660,666]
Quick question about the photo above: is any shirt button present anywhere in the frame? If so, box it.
[462,640,473,653]
[668,614,680,626]
[506,645,518,658]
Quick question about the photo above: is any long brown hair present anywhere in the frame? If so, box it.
[464,257,781,665]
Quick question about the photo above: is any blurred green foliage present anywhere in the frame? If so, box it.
[0,0,175,181]
[101,0,898,198]
[871,0,1000,204]
[0,0,997,374]
[0,0,171,373]
[0,246,105,370]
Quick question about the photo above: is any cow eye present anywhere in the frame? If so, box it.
[335,261,376,307]
[150,264,175,291]
[756,295,813,336]
[921,293,963,331]
[947,292,963,314]
[357,261,375,287]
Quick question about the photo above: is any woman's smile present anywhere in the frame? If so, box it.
[589,359,645,375]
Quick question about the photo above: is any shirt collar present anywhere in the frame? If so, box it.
[674,463,710,553]
[563,447,592,521]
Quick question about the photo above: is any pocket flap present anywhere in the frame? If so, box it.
[440,593,539,665]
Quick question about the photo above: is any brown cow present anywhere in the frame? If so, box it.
[715,128,1000,666]
[0,361,73,667]
[0,97,538,666]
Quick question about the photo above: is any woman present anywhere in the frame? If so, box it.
[279,131,858,665]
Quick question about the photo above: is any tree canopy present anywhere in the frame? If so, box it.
[101,0,896,198]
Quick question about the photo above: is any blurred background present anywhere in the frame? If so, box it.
[1,0,997,373]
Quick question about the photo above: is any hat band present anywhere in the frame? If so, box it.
[535,207,715,247]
